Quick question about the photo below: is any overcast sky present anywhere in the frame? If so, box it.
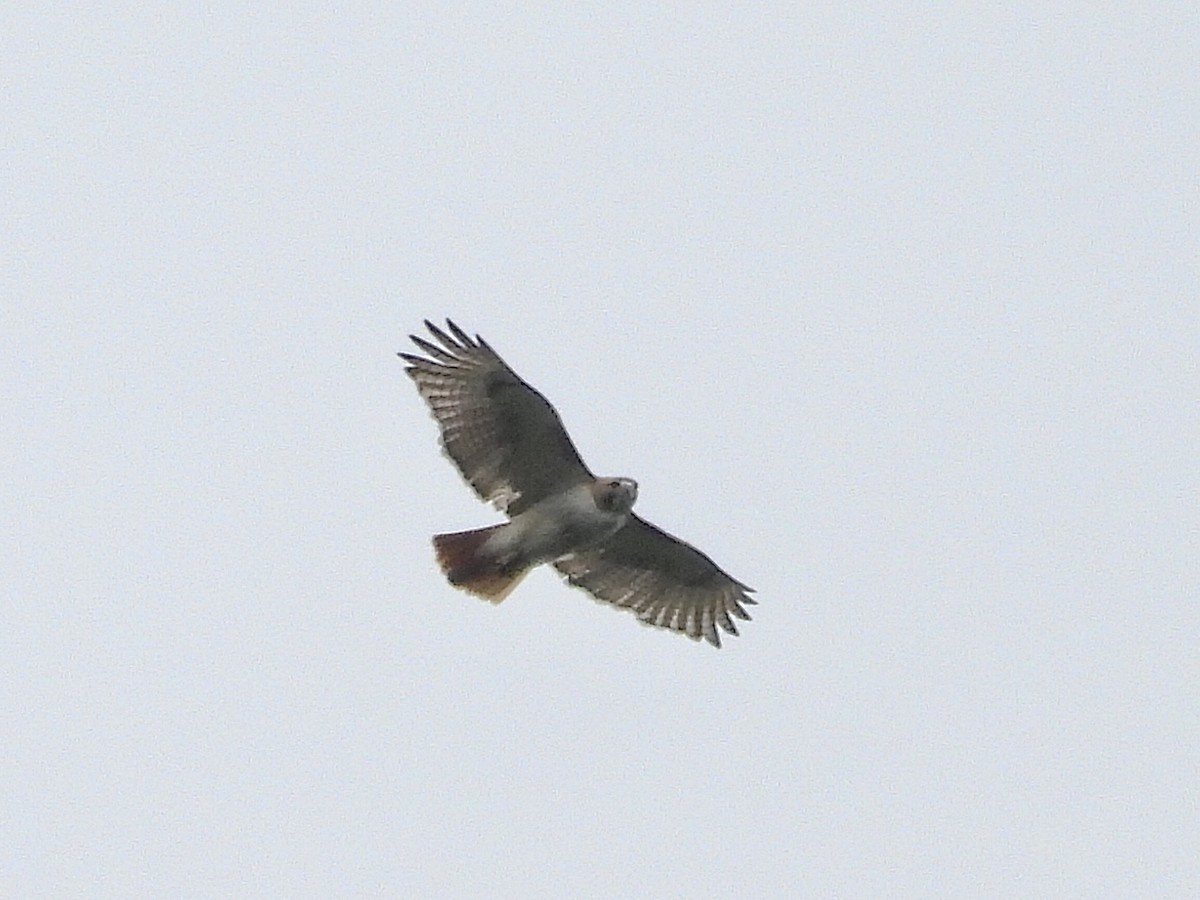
[5,5,1198,898]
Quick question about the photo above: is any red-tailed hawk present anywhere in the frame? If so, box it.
[400,320,756,647]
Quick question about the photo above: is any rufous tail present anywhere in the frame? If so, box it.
[432,525,529,603]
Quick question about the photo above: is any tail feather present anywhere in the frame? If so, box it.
[433,525,528,603]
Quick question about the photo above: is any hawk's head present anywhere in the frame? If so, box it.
[593,477,638,514]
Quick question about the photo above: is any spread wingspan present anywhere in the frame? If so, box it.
[403,319,758,647]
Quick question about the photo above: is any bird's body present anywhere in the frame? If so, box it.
[435,480,635,602]
[504,479,636,565]
[401,320,755,646]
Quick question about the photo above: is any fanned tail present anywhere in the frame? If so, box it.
[433,525,529,603]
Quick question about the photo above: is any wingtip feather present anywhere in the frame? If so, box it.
[446,319,475,347]
[424,319,455,349]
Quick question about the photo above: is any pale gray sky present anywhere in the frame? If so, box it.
[4,5,1198,898]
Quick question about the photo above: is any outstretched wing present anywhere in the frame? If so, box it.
[554,514,756,647]
[400,319,593,515]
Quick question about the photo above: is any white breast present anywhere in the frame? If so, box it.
[498,483,625,566]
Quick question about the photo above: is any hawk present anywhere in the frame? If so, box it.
[400,320,756,647]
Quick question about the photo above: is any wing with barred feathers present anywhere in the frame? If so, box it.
[400,320,594,515]
[554,514,756,647]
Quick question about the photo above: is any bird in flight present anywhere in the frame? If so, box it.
[400,320,756,647]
